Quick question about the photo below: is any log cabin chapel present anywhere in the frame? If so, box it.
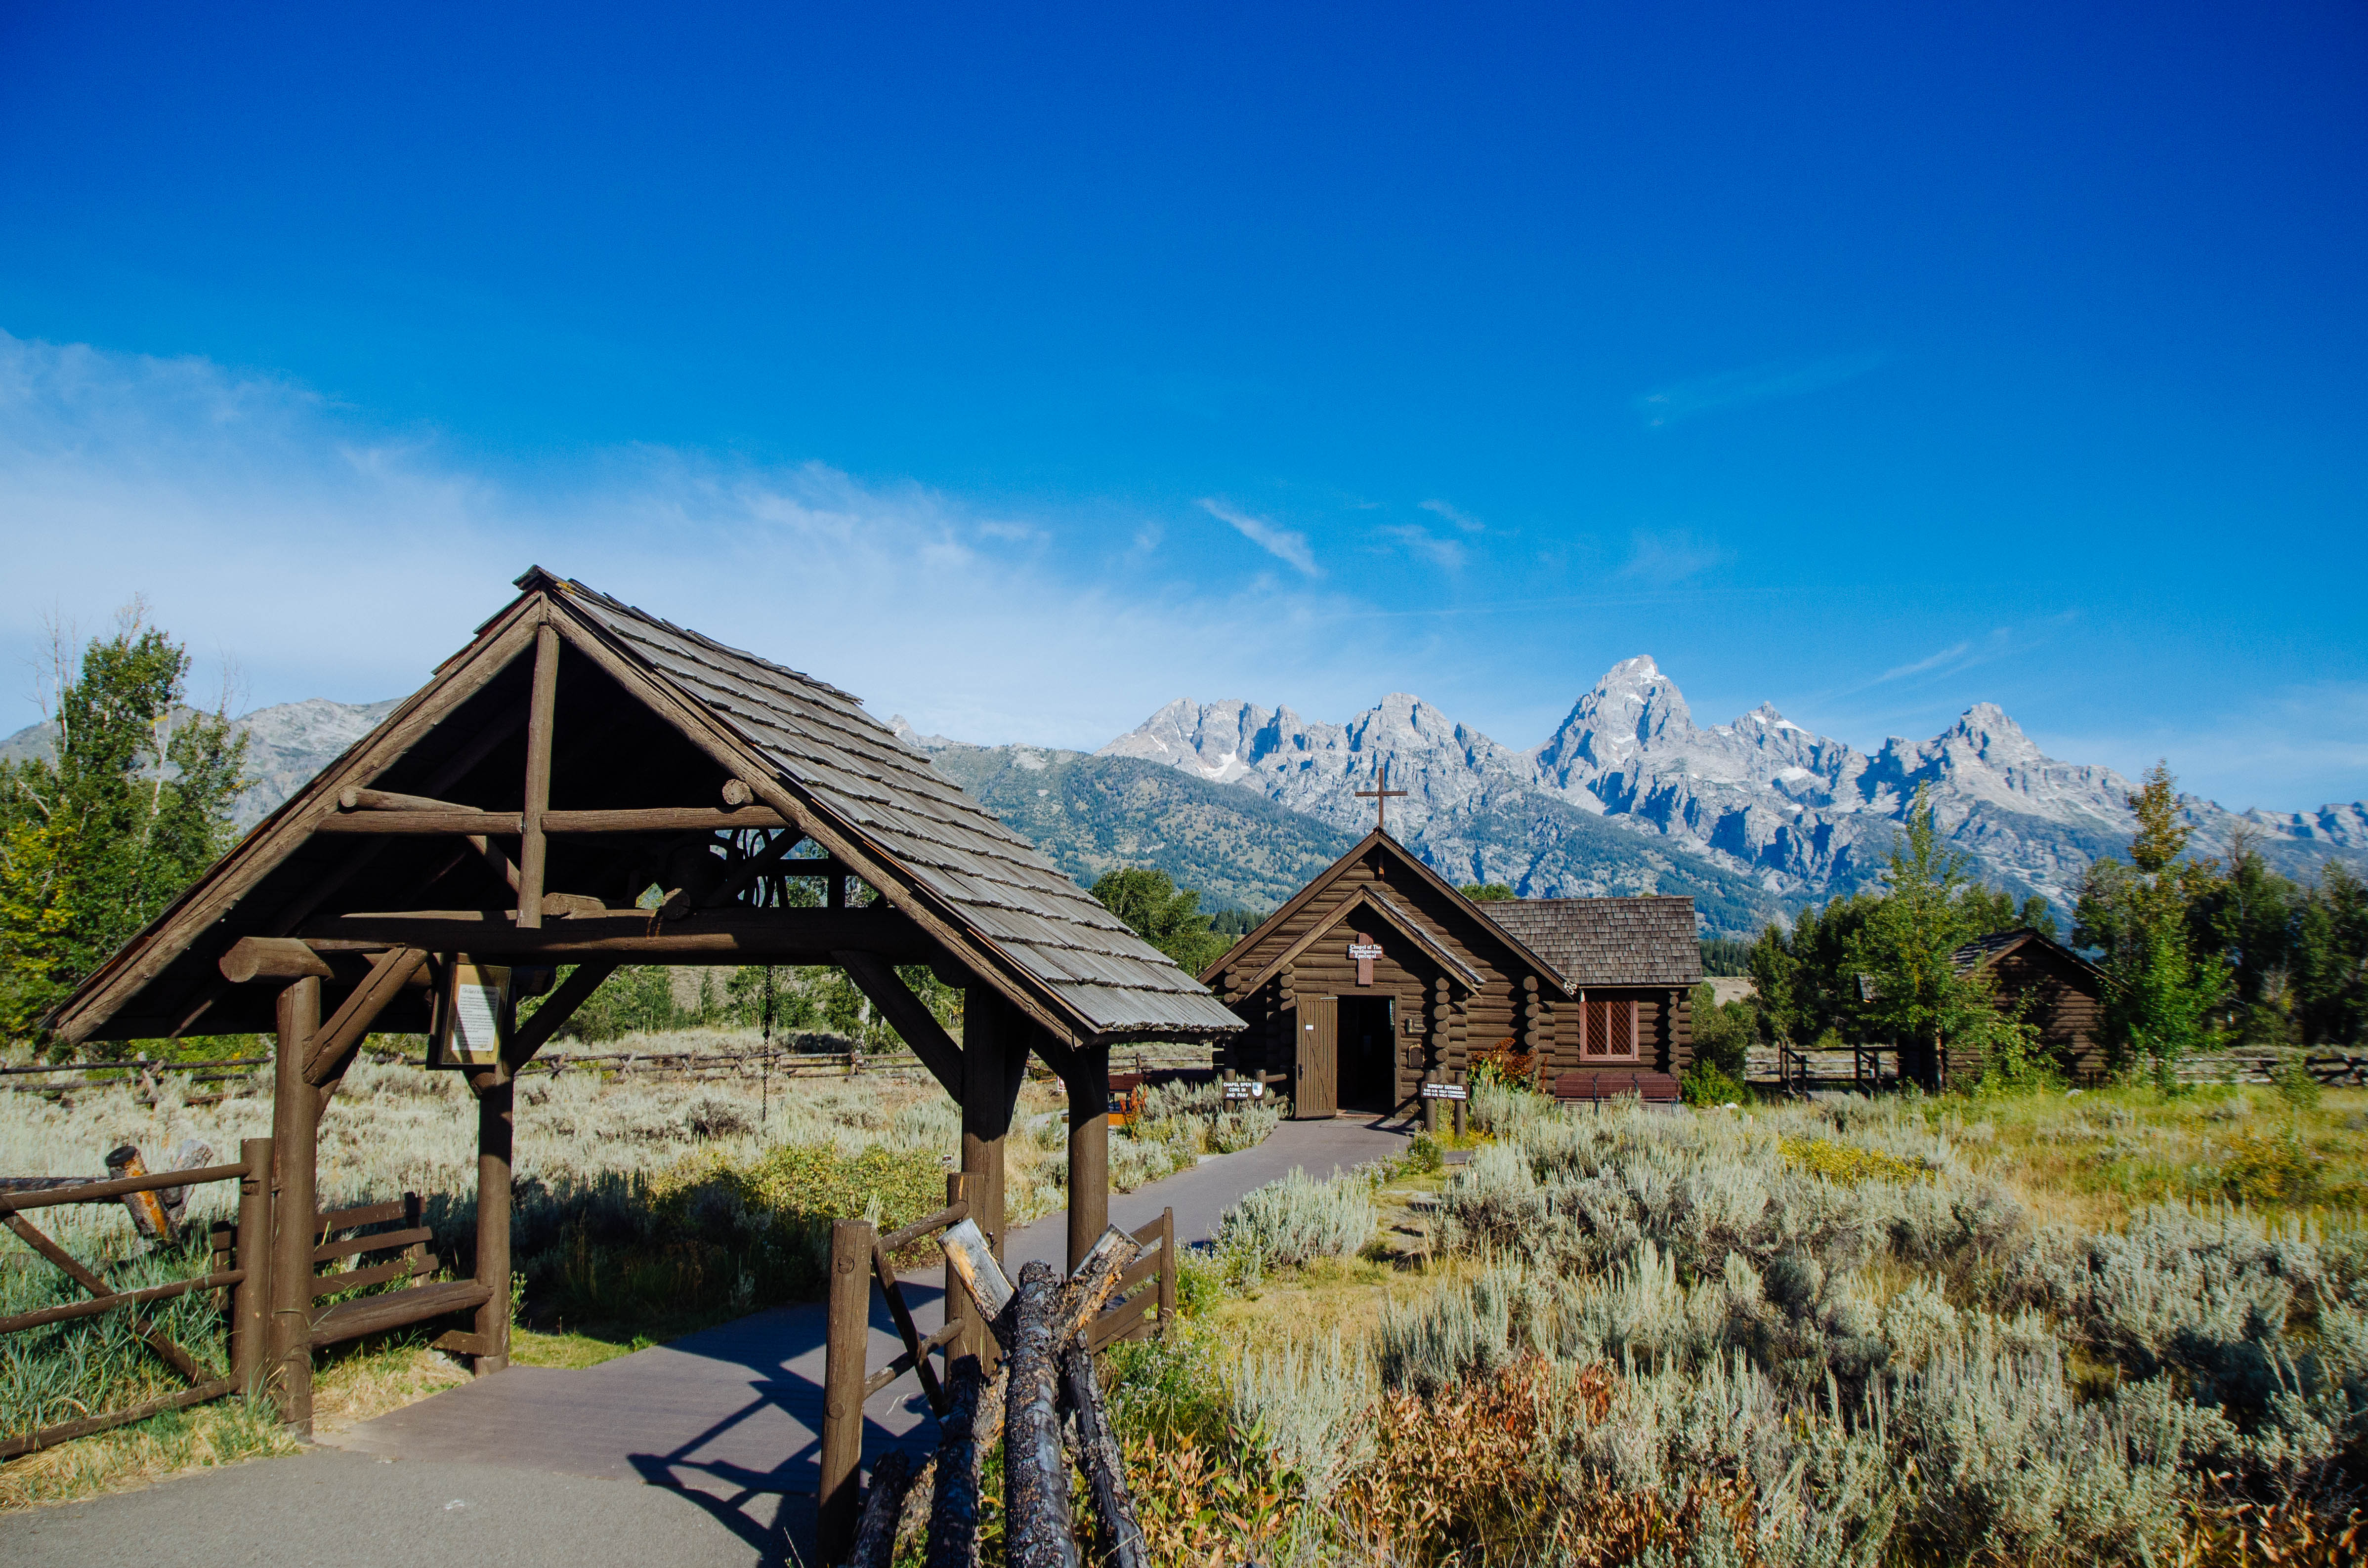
[1199,823,1706,1116]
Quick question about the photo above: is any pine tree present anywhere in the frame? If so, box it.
[0,610,248,1047]
[2295,862,2368,1046]
[1848,788,2016,1079]
[1091,867,1227,975]
[2072,762,2229,1079]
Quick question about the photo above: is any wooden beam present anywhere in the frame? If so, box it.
[337,786,463,811]
[219,938,333,985]
[312,806,792,835]
[304,947,430,1089]
[834,951,963,1098]
[502,961,618,1070]
[297,905,942,962]
[517,623,560,933]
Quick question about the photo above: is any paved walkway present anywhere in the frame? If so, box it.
[0,1114,1413,1568]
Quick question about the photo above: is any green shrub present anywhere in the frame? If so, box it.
[1680,1061,1750,1107]
[1403,1134,1445,1175]
[1171,1249,1226,1317]
[1688,982,1757,1079]
[2272,1056,2324,1110]
[1217,1171,1375,1279]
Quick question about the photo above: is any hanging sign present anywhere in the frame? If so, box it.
[1420,1081,1469,1101]
[429,957,512,1070]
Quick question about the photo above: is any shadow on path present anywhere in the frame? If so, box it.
[305,1115,1416,1566]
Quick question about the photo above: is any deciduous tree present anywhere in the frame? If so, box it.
[0,609,247,1047]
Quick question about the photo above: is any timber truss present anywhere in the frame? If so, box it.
[42,570,1238,1435]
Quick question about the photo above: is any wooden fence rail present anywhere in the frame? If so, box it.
[1745,1045,2368,1093]
[0,1140,272,1461]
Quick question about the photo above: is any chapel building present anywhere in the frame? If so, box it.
[1198,828,1704,1116]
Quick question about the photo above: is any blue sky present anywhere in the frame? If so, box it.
[2,1,2363,810]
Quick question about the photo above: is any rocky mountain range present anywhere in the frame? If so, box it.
[0,698,400,828]
[9,659,2360,937]
[1099,657,2368,916]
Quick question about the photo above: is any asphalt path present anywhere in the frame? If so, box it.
[0,1113,1414,1568]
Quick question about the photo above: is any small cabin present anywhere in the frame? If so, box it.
[1197,830,1703,1114]
[1950,928,2113,1083]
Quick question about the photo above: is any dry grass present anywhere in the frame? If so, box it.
[1933,1083,2368,1231]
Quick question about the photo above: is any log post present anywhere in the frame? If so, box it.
[1065,1046,1109,1275]
[517,621,560,928]
[1003,1260,1077,1568]
[267,977,321,1434]
[943,1172,973,1362]
[231,1136,273,1394]
[470,1075,513,1373]
[960,994,1025,1284]
[819,1216,873,1566]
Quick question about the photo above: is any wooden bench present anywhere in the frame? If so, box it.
[1552,1069,1682,1104]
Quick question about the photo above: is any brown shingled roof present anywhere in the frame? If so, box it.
[1479,897,1703,988]
[521,576,1245,1039]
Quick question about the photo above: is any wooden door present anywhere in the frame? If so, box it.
[1295,995,1338,1117]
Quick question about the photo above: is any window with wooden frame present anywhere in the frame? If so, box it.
[1580,996,1640,1061]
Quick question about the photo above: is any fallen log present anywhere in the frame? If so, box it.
[924,1354,985,1568]
[1003,1261,1078,1568]
[849,1448,914,1568]
[1060,1341,1148,1568]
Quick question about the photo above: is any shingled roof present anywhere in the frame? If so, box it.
[1950,927,2111,988]
[47,570,1241,1047]
[550,576,1241,1038]
[1479,897,1703,989]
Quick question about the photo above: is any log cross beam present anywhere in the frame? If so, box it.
[502,961,620,1072]
[833,950,964,1100]
[307,947,431,1105]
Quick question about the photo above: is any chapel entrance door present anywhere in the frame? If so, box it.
[1295,995,1338,1117]
[1337,995,1395,1115]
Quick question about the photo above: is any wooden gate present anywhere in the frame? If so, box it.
[1295,995,1338,1117]
[0,1141,270,1459]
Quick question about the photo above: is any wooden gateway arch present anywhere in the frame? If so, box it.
[43,568,1241,1433]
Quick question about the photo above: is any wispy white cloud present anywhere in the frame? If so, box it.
[1617,530,1727,581]
[1378,524,1466,571]
[1197,497,1321,577]
[0,330,1403,748]
[1874,641,1975,684]
[1418,498,1484,534]
[1634,350,1886,429]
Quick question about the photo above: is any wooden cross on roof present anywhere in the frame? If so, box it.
[1355,762,1409,833]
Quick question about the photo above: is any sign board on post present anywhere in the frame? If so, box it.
[428,957,512,1070]
[1223,1078,1267,1100]
[1419,1081,1469,1101]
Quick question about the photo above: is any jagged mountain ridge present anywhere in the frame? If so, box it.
[0,697,401,828]
[1099,658,2368,909]
[889,724,1360,911]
